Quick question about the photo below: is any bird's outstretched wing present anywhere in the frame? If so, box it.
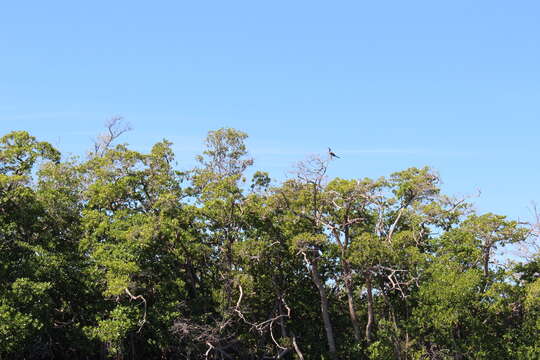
[328,148,340,159]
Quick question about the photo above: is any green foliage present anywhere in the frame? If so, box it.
[0,130,60,175]
[85,305,141,354]
[0,128,537,359]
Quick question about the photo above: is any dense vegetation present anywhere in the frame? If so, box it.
[1,125,538,359]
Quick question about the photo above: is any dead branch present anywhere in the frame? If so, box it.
[92,116,132,156]
[374,265,419,299]
[291,333,305,360]
[125,287,147,332]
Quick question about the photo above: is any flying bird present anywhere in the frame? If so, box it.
[328,147,340,159]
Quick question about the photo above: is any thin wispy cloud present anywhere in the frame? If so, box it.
[251,147,423,157]
[0,112,84,122]
[340,148,423,155]
[251,147,474,158]
[250,148,309,156]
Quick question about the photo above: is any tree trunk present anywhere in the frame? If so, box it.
[129,333,136,360]
[482,247,490,278]
[343,261,362,342]
[224,230,234,309]
[365,273,375,343]
[100,342,107,360]
[309,259,337,359]
[277,298,288,338]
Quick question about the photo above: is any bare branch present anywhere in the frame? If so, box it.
[291,333,305,360]
[92,116,132,157]
[124,287,147,332]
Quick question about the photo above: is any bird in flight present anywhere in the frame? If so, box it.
[328,147,340,159]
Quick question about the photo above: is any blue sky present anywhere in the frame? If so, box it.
[1,1,539,222]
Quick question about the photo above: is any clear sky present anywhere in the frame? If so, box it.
[1,1,539,222]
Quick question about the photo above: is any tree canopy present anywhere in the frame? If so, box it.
[0,127,538,359]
